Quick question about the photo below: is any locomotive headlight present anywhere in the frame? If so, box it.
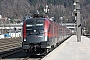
[44,36,47,41]
[24,38,26,41]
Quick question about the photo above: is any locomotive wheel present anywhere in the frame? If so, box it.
[44,48,50,55]
[51,45,54,51]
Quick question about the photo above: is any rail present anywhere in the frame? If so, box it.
[0,47,22,59]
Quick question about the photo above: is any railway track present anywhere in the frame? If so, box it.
[0,47,22,59]
[0,50,44,60]
[0,37,22,52]
[0,38,45,60]
[18,55,44,60]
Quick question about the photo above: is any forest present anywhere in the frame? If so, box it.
[0,0,90,32]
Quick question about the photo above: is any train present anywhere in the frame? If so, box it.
[22,13,71,55]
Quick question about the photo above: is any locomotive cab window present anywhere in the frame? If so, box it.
[26,19,44,35]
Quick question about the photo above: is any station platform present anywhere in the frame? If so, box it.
[42,35,90,60]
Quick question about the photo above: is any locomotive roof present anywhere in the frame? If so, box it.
[26,18,47,21]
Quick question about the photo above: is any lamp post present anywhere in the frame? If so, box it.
[74,0,81,42]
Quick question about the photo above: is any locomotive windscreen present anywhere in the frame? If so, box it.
[26,19,44,35]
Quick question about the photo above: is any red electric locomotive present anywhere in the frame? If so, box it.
[22,14,71,55]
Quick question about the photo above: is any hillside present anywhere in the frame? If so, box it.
[0,0,90,31]
[0,0,74,19]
